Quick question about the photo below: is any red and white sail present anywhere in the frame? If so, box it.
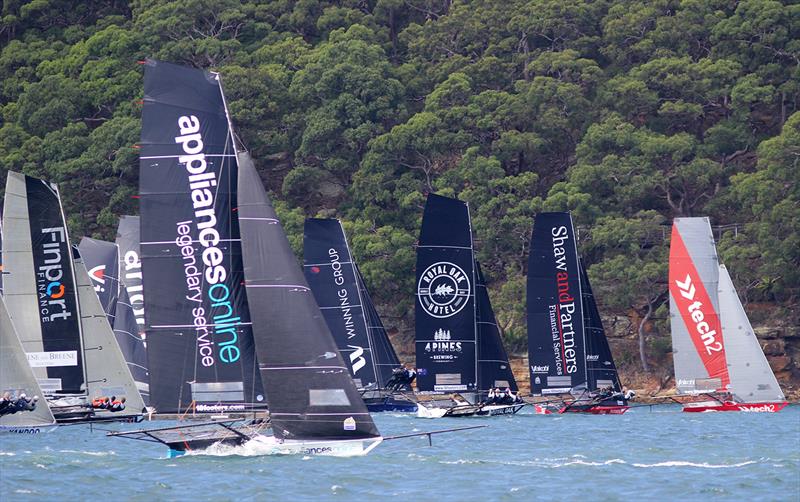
[669,217,785,405]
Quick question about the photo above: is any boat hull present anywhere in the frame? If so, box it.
[248,435,383,456]
[559,404,629,415]
[682,401,788,413]
[0,425,58,434]
[475,404,526,416]
[364,395,418,413]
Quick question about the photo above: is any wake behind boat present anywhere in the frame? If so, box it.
[668,218,787,413]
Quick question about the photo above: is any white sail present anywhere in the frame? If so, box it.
[0,295,56,430]
[718,265,785,403]
[74,255,145,418]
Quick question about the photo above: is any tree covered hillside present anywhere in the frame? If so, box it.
[1,0,798,381]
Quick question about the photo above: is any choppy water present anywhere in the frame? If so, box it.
[2,405,798,501]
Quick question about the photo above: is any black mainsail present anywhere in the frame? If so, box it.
[138,60,263,413]
[527,212,587,395]
[3,172,86,395]
[237,151,380,443]
[303,218,379,389]
[78,237,120,325]
[116,216,146,332]
[415,194,477,393]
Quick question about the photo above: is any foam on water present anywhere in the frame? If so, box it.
[1,405,798,499]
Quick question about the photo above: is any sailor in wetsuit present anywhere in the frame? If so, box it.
[385,365,417,391]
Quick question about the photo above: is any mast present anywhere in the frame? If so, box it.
[0,295,56,428]
[303,218,380,389]
[138,59,263,413]
[237,151,380,441]
[668,217,729,394]
[3,172,86,395]
[527,212,586,395]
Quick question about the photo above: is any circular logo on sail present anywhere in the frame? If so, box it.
[417,262,470,318]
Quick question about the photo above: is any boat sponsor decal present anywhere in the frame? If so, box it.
[531,365,549,373]
[35,226,73,323]
[738,404,776,413]
[417,262,471,318]
[424,329,462,360]
[669,227,730,388]
[88,264,107,292]
[549,225,579,376]
[26,351,78,367]
[343,417,356,431]
[117,218,146,330]
[302,446,334,455]
[195,403,246,413]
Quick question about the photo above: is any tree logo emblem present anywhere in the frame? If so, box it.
[417,261,471,319]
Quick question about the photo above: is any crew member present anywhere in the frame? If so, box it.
[0,392,12,416]
[13,393,37,412]
[109,397,126,412]
[92,396,110,409]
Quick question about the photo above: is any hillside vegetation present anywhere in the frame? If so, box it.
[1,0,798,385]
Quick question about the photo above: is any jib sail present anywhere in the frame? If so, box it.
[304,218,379,389]
[73,250,145,419]
[717,265,784,403]
[238,151,380,441]
[3,172,85,395]
[355,264,403,388]
[138,60,263,413]
[0,295,56,428]
[527,212,586,395]
[579,259,620,392]
[475,260,517,392]
[668,218,728,393]
[78,237,120,325]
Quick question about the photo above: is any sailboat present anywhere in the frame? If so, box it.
[669,217,787,412]
[2,172,145,423]
[138,59,265,416]
[303,218,417,412]
[110,60,481,456]
[527,212,630,414]
[0,295,57,433]
[414,194,522,417]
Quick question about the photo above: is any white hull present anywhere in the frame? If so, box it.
[247,435,383,456]
[0,424,58,434]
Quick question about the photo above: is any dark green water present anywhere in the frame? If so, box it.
[2,405,798,501]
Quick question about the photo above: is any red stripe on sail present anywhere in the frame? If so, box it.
[669,226,730,388]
